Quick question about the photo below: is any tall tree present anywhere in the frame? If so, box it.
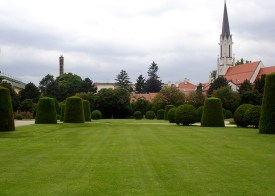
[235,58,251,66]
[115,70,132,92]
[19,82,41,103]
[207,76,229,95]
[147,61,159,79]
[145,61,162,93]
[135,75,146,93]
[82,78,97,93]
[238,80,261,105]
[254,74,266,94]
[39,74,57,97]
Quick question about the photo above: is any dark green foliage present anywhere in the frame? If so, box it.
[19,82,41,103]
[167,108,177,123]
[207,76,229,95]
[14,113,23,120]
[234,104,253,127]
[115,70,132,92]
[60,103,66,121]
[0,86,15,131]
[186,91,206,109]
[165,105,175,120]
[64,96,85,123]
[0,82,20,111]
[135,75,146,93]
[145,111,156,120]
[91,110,102,120]
[201,98,225,127]
[35,97,57,124]
[83,100,91,121]
[133,111,143,120]
[131,98,149,115]
[224,110,233,119]
[145,77,162,93]
[20,99,34,112]
[157,109,165,120]
[175,104,196,126]
[82,78,97,93]
[244,105,261,128]
[195,106,204,122]
[259,73,275,134]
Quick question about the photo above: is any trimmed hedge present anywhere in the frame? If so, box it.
[133,111,143,120]
[83,100,91,122]
[35,97,57,124]
[201,98,224,127]
[64,96,85,123]
[165,105,175,120]
[0,86,15,131]
[175,104,196,126]
[224,109,233,119]
[60,103,66,121]
[91,110,102,120]
[234,104,253,127]
[167,107,177,123]
[157,109,165,120]
[195,106,204,122]
[244,105,261,128]
[145,111,156,120]
[259,73,275,134]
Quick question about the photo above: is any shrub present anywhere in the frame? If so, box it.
[234,104,253,127]
[165,105,175,120]
[175,104,196,126]
[64,96,85,123]
[244,105,261,128]
[224,109,233,119]
[167,108,177,123]
[14,113,23,120]
[259,73,275,134]
[60,103,66,121]
[0,86,15,131]
[195,106,204,122]
[35,97,57,124]
[145,111,156,120]
[18,111,33,119]
[83,100,91,122]
[91,110,102,120]
[133,111,143,120]
[157,109,165,120]
[201,98,225,127]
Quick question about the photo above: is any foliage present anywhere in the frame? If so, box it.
[234,104,253,127]
[157,109,165,120]
[81,78,97,93]
[195,106,204,122]
[224,110,233,119]
[131,98,149,115]
[83,100,91,121]
[0,82,20,111]
[35,97,57,124]
[91,110,102,120]
[238,79,253,93]
[60,103,66,121]
[115,70,132,93]
[39,74,57,97]
[19,82,41,103]
[185,91,206,109]
[133,111,143,120]
[145,77,162,93]
[135,75,146,93]
[64,96,85,123]
[238,80,261,105]
[201,98,225,127]
[14,113,23,120]
[20,99,34,113]
[167,107,177,123]
[174,104,196,126]
[259,73,275,134]
[235,58,251,65]
[0,86,15,131]
[165,105,175,120]
[147,61,159,79]
[210,70,217,82]
[244,105,261,128]
[207,76,229,95]
[254,74,266,94]
[145,111,156,120]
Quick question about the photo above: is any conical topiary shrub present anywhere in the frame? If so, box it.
[83,100,91,122]
[64,96,85,123]
[35,97,57,124]
[259,73,275,134]
[0,86,15,131]
[201,98,225,127]
[165,105,175,120]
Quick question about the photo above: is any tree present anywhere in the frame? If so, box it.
[39,74,58,97]
[135,75,146,93]
[196,83,203,93]
[147,61,159,79]
[81,78,97,93]
[115,70,132,92]
[207,76,229,95]
[210,70,217,81]
[131,98,149,115]
[145,61,162,93]
[254,74,266,94]
[185,91,206,109]
[19,82,41,103]
[235,58,251,66]
[238,80,261,105]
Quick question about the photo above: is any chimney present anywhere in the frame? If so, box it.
[59,55,64,76]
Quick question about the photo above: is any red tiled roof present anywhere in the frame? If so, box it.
[225,61,261,84]
[257,66,275,78]
[178,81,196,91]
[131,93,158,102]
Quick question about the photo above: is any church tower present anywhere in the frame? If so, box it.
[217,2,234,77]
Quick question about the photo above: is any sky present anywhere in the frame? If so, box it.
[0,0,275,85]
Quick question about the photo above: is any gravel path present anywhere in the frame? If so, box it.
[14,120,35,127]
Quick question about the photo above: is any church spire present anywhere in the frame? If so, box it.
[221,2,230,39]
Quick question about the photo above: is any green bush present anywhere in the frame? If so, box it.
[234,104,253,127]
[157,109,165,120]
[224,109,233,119]
[175,104,196,126]
[167,108,177,123]
[165,105,175,120]
[195,106,204,122]
[64,96,85,123]
[133,111,143,120]
[60,103,66,121]
[244,105,261,128]
[35,97,57,124]
[145,111,156,120]
[0,86,15,131]
[83,100,91,122]
[259,73,275,134]
[91,110,102,120]
[14,113,23,120]
[201,98,225,127]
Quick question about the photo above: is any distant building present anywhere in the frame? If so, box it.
[59,55,64,76]
[94,82,116,91]
[0,72,26,93]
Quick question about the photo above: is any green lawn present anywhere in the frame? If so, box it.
[0,119,275,195]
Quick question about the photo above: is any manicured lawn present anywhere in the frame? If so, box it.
[0,119,275,195]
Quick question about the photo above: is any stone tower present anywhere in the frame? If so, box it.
[59,55,64,76]
[217,2,235,77]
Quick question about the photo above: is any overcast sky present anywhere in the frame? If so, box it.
[0,0,275,85]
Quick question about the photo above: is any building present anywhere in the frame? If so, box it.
[0,72,26,93]
[59,55,64,76]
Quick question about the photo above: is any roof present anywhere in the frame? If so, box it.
[257,66,275,78]
[221,2,230,39]
[131,93,158,102]
[178,81,197,92]
[225,61,261,84]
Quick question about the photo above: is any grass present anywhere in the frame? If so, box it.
[0,119,275,195]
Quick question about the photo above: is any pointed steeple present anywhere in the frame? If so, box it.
[221,2,230,39]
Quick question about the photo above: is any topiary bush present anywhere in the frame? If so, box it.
[83,100,91,122]
[234,104,253,127]
[133,111,143,120]
[167,107,177,123]
[201,98,225,127]
[0,86,15,131]
[145,110,156,120]
[91,110,102,120]
[14,113,23,120]
[259,73,275,134]
[244,105,261,128]
[64,96,85,123]
[195,106,204,122]
[157,109,165,120]
[35,97,57,124]
[60,103,66,121]
[175,104,196,126]
[165,105,175,120]
[224,109,233,119]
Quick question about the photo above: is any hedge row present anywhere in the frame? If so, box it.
[0,86,15,131]
[35,97,57,124]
